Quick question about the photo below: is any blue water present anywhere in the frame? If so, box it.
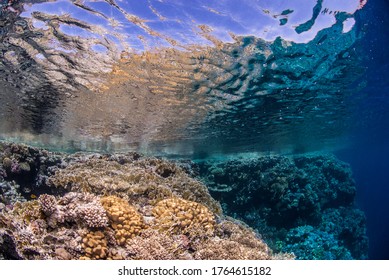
[335,0,389,259]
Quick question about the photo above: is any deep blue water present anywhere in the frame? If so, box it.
[336,0,389,260]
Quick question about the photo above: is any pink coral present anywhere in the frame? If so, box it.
[38,194,57,216]
[77,202,109,228]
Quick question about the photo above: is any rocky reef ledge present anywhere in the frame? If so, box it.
[0,142,293,260]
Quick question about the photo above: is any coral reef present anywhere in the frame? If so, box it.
[48,157,221,215]
[0,142,284,260]
[195,154,368,259]
[0,141,368,260]
[318,207,368,259]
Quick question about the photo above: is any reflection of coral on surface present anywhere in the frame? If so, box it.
[0,142,290,260]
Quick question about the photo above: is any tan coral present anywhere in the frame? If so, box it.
[80,231,108,260]
[100,196,145,245]
[152,198,215,236]
[12,200,43,222]
[193,239,270,260]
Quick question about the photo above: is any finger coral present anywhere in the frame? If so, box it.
[80,231,108,260]
[100,196,145,245]
[152,198,215,236]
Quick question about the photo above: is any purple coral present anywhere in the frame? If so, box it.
[38,194,57,216]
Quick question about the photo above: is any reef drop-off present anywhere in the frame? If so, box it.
[195,155,368,259]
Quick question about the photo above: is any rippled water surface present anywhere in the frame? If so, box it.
[0,0,370,156]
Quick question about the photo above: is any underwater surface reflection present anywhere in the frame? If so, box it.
[0,0,368,156]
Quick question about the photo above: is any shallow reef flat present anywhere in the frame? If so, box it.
[0,142,293,260]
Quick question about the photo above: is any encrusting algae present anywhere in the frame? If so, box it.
[0,142,294,260]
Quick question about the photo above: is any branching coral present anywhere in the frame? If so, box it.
[78,202,109,228]
[38,194,57,216]
[37,192,109,229]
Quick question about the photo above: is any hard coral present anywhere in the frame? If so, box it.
[38,194,57,216]
[78,202,109,228]
[126,229,189,260]
[37,192,109,229]
[80,231,108,260]
[100,196,144,245]
[152,198,215,236]
[48,160,135,193]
